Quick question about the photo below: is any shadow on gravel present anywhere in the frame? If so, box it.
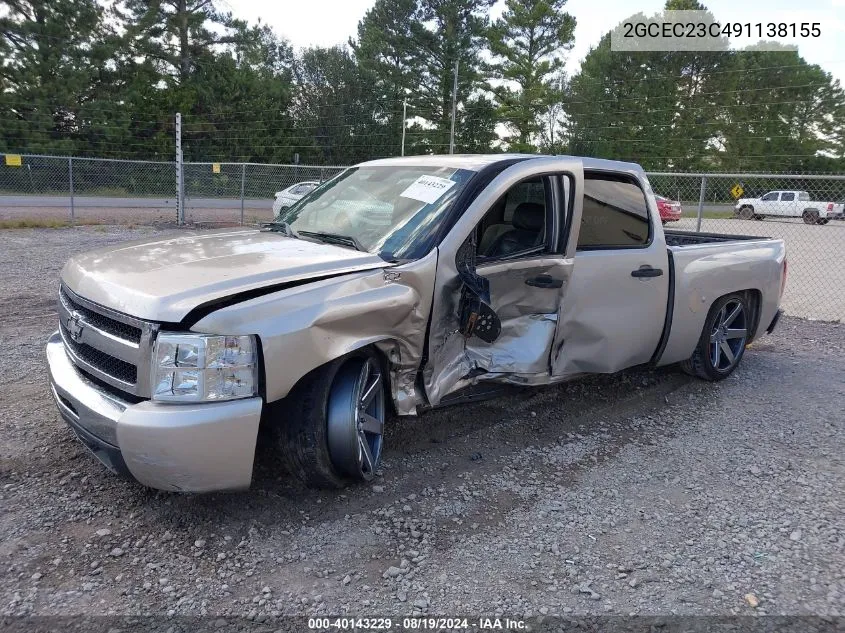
[141,364,694,536]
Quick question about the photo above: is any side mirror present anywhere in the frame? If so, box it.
[458,287,501,343]
[455,236,501,343]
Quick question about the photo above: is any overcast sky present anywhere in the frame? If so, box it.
[228,0,845,83]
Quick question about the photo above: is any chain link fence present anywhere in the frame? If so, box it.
[183,162,345,224]
[0,154,178,224]
[648,172,845,321]
[1,153,843,321]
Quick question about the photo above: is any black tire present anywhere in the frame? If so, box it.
[738,206,754,220]
[753,214,765,221]
[819,218,830,225]
[681,293,750,381]
[803,209,819,225]
[274,349,386,489]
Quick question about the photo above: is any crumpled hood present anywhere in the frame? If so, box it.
[61,228,388,322]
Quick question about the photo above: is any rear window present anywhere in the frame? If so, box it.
[798,192,811,201]
[781,192,795,201]
[577,174,651,249]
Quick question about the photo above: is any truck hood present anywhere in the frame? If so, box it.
[61,228,388,322]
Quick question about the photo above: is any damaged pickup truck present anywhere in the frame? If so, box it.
[47,155,787,492]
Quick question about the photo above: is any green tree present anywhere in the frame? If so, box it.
[717,45,845,172]
[0,0,111,154]
[291,46,392,164]
[488,0,575,152]
[351,0,421,157]
[412,0,497,152]
[564,1,732,170]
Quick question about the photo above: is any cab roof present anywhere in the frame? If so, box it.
[358,153,645,174]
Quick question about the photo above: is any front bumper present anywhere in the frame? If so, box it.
[46,331,263,492]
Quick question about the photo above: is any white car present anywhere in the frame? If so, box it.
[272,181,319,215]
[735,190,845,225]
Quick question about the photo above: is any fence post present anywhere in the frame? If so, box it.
[175,112,185,225]
[240,163,246,225]
[68,156,75,224]
[696,175,707,233]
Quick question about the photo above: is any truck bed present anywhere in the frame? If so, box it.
[664,229,770,247]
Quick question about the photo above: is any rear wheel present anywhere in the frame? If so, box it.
[738,206,754,220]
[681,293,750,381]
[803,209,820,224]
[276,350,386,488]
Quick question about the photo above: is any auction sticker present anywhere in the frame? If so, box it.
[400,175,457,204]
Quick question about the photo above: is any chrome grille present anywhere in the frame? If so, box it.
[59,325,138,384]
[60,286,142,343]
[57,285,157,398]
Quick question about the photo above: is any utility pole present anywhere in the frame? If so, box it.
[175,112,185,225]
[401,99,407,157]
[449,59,459,155]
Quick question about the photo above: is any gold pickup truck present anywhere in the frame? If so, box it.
[47,155,786,492]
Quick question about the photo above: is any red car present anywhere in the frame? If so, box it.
[656,195,682,224]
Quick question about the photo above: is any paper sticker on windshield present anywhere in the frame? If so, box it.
[400,175,457,205]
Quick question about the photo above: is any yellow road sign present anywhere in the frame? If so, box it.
[4,154,22,167]
[212,163,221,174]
[730,183,744,199]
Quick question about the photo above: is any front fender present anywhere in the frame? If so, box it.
[189,250,438,415]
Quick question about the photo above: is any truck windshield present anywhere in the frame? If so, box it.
[272,165,475,260]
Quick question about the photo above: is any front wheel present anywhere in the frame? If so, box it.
[275,351,386,488]
[681,293,750,381]
[738,206,754,220]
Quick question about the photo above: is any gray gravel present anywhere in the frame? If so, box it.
[0,226,843,619]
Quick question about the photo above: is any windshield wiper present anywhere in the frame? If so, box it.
[297,230,364,252]
[263,221,298,238]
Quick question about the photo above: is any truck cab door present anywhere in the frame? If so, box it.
[551,170,670,378]
[760,191,780,216]
[422,158,583,406]
[778,191,796,217]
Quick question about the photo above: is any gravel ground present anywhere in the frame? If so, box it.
[0,226,843,622]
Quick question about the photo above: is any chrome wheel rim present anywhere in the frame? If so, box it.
[709,300,747,372]
[327,357,385,480]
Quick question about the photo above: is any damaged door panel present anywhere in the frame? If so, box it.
[424,157,585,405]
[551,171,670,378]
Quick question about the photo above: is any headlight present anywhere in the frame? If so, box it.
[151,333,258,403]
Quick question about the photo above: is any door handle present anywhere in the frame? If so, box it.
[631,266,664,278]
[525,274,563,288]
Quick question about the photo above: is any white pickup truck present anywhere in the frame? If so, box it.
[735,190,844,224]
[47,155,787,493]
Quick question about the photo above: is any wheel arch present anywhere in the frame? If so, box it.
[700,289,761,341]
[274,337,405,413]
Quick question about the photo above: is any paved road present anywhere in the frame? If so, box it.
[0,195,273,209]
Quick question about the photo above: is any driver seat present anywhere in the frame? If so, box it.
[486,202,545,257]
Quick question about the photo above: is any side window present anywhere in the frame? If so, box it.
[780,192,795,202]
[477,177,551,259]
[761,192,779,201]
[798,192,811,201]
[577,174,650,249]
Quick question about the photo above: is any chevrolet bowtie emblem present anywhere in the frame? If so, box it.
[67,311,84,342]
